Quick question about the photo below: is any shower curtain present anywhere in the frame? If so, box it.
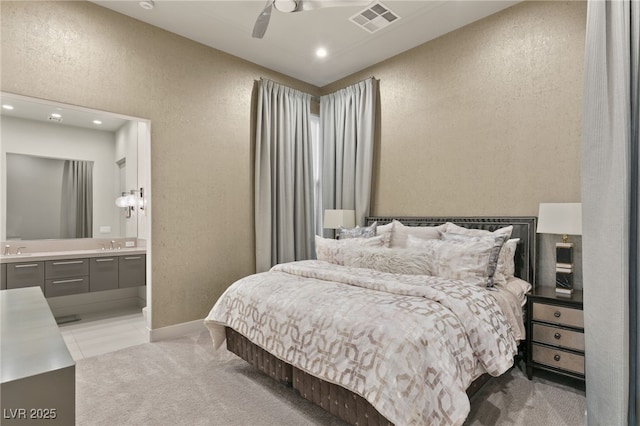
[61,160,93,238]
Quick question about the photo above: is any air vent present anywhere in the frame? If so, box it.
[349,1,400,34]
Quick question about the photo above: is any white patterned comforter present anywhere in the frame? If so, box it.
[204,260,518,426]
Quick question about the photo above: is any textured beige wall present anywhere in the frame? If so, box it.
[323,1,586,217]
[1,0,586,328]
[0,1,319,329]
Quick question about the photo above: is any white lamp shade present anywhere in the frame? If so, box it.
[323,209,356,229]
[537,203,582,236]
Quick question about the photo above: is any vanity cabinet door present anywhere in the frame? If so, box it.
[6,262,45,290]
[90,257,119,292]
[119,255,146,288]
[1,264,6,290]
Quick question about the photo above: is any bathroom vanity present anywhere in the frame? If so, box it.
[1,250,146,298]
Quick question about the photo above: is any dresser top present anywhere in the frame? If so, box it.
[1,287,74,383]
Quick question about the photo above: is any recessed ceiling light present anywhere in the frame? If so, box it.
[2,104,14,110]
[50,113,62,118]
[93,120,102,125]
[316,47,328,58]
[139,0,154,10]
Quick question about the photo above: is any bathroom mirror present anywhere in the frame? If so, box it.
[1,92,145,241]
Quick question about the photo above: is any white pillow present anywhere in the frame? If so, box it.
[376,222,393,247]
[443,222,513,239]
[407,234,507,287]
[343,247,434,275]
[494,238,520,285]
[498,276,532,306]
[315,235,385,265]
[389,220,444,248]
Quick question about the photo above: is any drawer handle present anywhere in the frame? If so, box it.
[554,311,561,318]
[554,332,562,340]
[95,258,115,262]
[553,354,561,362]
[52,260,84,265]
[124,257,141,260]
[14,263,38,268]
[52,278,84,285]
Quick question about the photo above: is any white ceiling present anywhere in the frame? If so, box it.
[90,0,521,87]
[1,93,130,132]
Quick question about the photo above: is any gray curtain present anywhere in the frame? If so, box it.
[254,79,315,272]
[321,78,377,228]
[61,160,93,238]
[582,1,639,425]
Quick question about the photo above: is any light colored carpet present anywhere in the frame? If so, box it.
[76,331,586,426]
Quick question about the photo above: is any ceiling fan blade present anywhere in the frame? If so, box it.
[299,0,371,12]
[252,1,273,39]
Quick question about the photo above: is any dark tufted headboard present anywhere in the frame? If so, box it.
[366,216,537,286]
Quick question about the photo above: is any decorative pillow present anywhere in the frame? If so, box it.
[440,233,507,287]
[443,222,513,239]
[498,276,532,306]
[315,234,385,265]
[376,222,393,247]
[338,221,377,239]
[407,234,507,287]
[343,247,434,275]
[389,220,444,248]
[494,238,520,285]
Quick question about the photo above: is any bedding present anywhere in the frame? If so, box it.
[205,260,521,426]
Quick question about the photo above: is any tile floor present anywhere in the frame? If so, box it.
[58,307,148,360]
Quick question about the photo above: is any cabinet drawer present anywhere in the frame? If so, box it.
[46,259,89,279]
[532,344,584,375]
[45,276,89,297]
[6,262,45,290]
[532,323,585,351]
[1,263,6,290]
[119,255,146,288]
[532,302,584,329]
[89,257,119,292]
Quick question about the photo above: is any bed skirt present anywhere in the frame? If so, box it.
[225,327,490,426]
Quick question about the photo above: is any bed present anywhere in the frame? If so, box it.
[205,216,536,426]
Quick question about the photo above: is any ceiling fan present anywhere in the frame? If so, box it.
[252,0,369,39]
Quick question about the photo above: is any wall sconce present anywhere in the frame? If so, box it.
[115,188,145,219]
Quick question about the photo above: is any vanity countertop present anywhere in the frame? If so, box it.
[0,248,146,264]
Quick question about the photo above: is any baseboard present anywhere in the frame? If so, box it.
[149,318,207,342]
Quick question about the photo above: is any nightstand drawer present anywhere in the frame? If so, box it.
[532,302,584,329]
[532,344,584,375]
[533,323,585,351]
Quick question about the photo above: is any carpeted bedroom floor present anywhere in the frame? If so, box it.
[76,331,586,426]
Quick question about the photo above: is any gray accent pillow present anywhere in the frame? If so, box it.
[338,221,377,239]
[440,232,508,287]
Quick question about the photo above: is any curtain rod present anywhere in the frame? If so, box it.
[257,76,377,102]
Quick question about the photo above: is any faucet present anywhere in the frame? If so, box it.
[3,245,10,255]
[110,240,116,250]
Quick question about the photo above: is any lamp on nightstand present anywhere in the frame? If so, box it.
[323,209,355,238]
[536,203,582,296]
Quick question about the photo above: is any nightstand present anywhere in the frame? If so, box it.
[526,287,584,381]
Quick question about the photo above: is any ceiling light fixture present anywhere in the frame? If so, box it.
[50,113,62,118]
[93,120,102,125]
[139,0,154,10]
[2,104,14,110]
[316,47,328,58]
